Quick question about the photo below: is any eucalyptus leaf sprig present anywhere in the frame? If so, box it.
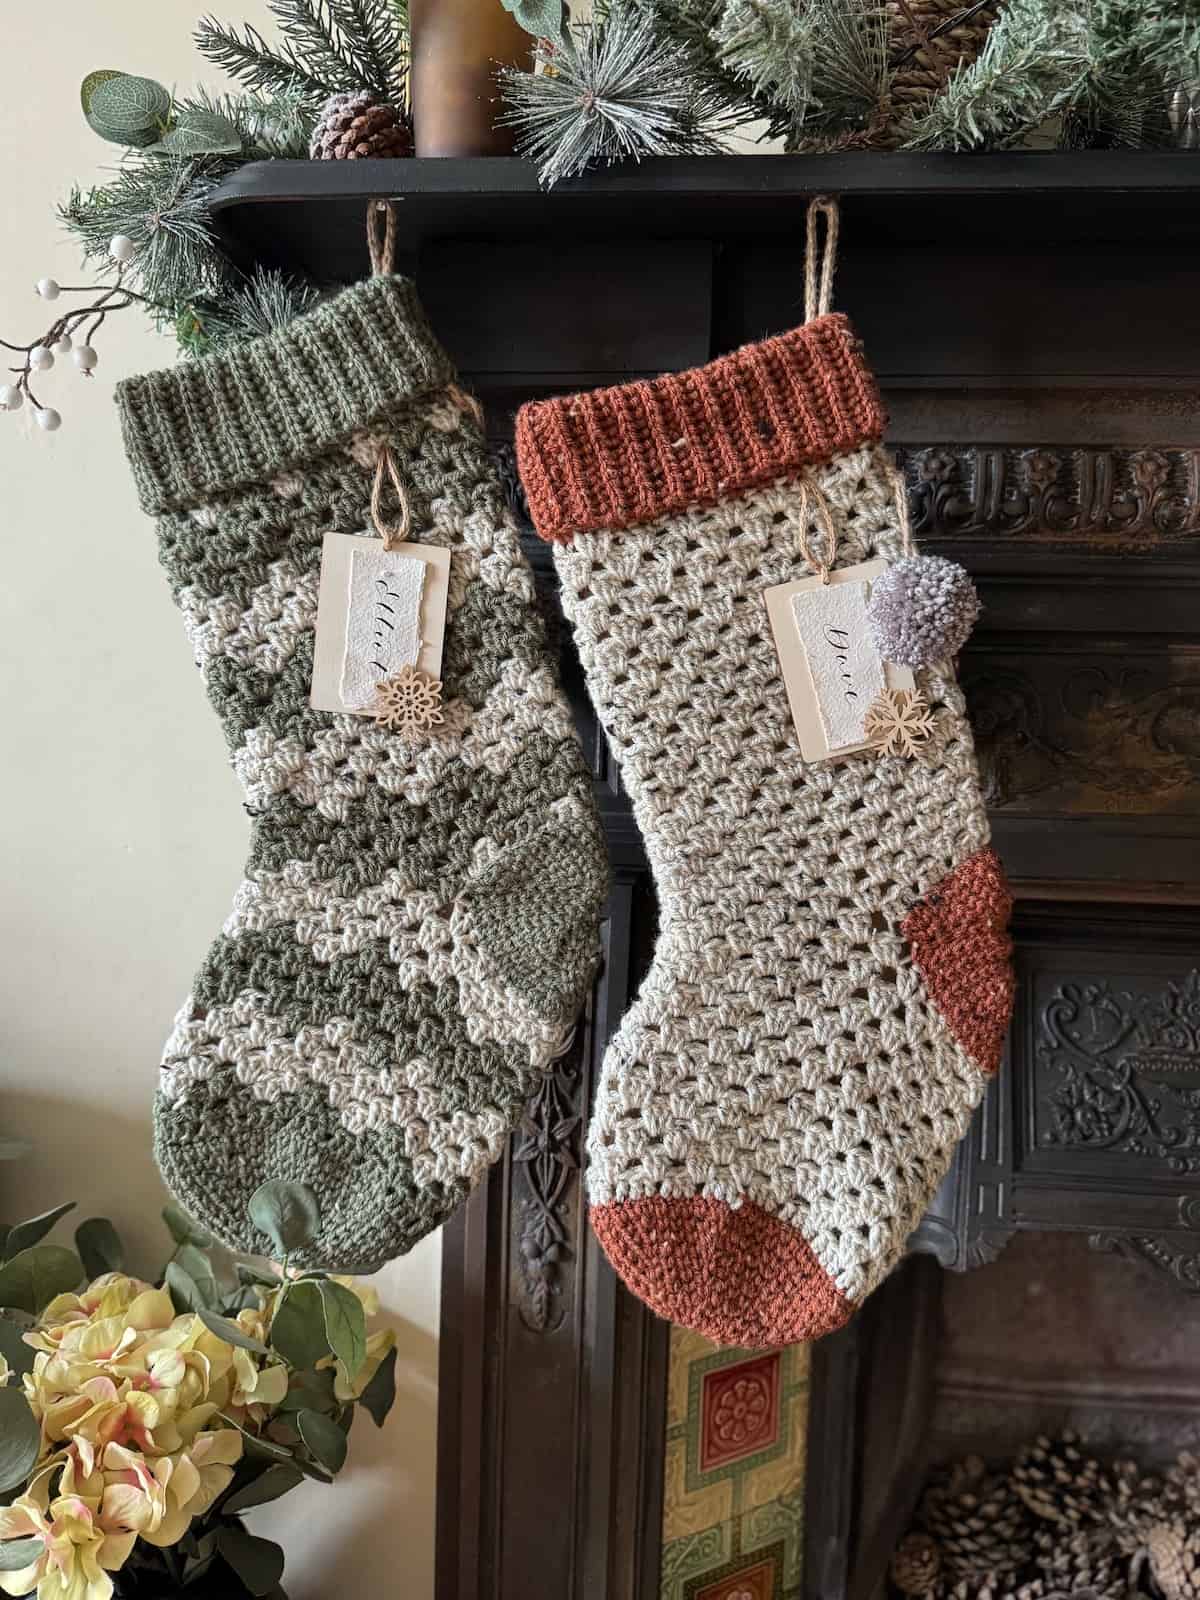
[500,0,566,40]
[82,71,245,156]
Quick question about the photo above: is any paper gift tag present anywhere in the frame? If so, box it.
[310,532,450,715]
[764,558,914,762]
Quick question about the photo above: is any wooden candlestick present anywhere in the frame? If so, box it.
[409,0,530,157]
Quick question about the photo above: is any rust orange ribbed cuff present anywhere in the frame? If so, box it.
[515,313,886,545]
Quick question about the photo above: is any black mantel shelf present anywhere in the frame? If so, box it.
[210,151,1200,285]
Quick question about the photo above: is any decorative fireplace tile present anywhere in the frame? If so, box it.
[691,1547,784,1600]
[661,1329,809,1600]
[698,1352,783,1475]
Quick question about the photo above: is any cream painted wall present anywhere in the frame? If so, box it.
[0,7,439,1596]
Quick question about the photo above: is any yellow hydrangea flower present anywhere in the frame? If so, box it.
[5,1255,391,1583]
[0,1491,134,1600]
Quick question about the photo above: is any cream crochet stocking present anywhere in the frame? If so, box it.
[516,282,1014,1347]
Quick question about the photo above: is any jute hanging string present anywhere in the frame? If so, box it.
[795,195,843,583]
[795,193,914,581]
[367,200,411,551]
[367,196,397,277]
[365,199,485,548]
[803,193,840,325]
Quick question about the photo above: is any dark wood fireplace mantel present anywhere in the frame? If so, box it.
[209,153,1200,1600]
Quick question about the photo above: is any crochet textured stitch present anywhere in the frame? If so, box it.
[117,276,607,1270]
[516,313,1015,1348]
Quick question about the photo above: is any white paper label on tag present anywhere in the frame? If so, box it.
[340,547,426,710]
[789,579,884,749]
[764,558,914,762]
[310,533,451,716]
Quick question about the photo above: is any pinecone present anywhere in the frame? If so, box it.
[1013,1436,1113,1530]
[892,1532,942,1596]
[1032,1526,1128,1600]
[1105,1458,1165,1557]
[1148,1522,1200,1600]
[1163,1454,1200,1525]
[309,91,413,159]
[919,1456,1035,1587]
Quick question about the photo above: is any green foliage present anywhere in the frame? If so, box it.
[62,11,343,357]
[712,0,818,124]
[3,1203,75,1261]
[276,1367,337,1414]
[222,1462,306,1512]
[197,1308,270,1354]
[0,1317,36,1380]
[0,1538,44,1573]
[318,1279,366,1380]
[75,1217,124,1279]
[0,1180,397,1600]
[268,1281,328,1370]
[0,1247,82,1315]
[196,0,408,105]
[502,0,566,39]
[0,1388,40,1493]
[215,1524,286,1596]
[183,269,324,356]
[161,105,245,156]
[799,0,890,141]
[162,1201,212,1249]
[296,1408,348,1474]
[86,73,173,147]
[80,69,123,117]
[219,84,317,157]
[901,0,1089,149]
[60,153,229,320]
[500,6,734,186]
[248,1179,321,1256]
[617,0,1200,154]
[1061,0,1200,148]
[219,1410,295,1463]
[358,1344,398,1428]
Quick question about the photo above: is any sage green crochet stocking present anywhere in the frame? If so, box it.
[117,277,607,1270]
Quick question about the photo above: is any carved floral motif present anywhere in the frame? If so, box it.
[897,445,1200,542]
[962,665,1200,812]
[1091,1231,1200,1293]
[1038,972,1200,1172]
[512,1036,583,1334]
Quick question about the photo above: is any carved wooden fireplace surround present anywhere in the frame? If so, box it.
[210,153,1200,1599]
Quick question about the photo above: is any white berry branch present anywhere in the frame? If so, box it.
[0,235,160,431]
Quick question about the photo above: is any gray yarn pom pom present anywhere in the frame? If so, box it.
[867,556,980,667]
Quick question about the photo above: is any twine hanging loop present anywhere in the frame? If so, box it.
[796,475,839,584]
[365,199,410,548]
[887,463,918,559]
[804,194,840,323]
[367,198,397,277]
[370,440,412,552]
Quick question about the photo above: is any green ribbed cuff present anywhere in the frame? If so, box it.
[117,276,457,515]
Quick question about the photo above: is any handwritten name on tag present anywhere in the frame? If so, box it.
[764,558,914,762]
[310,532,450,716]
[340,546,427,710]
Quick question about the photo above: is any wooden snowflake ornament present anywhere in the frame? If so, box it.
[372,663,444,738]
[863,687,936,760]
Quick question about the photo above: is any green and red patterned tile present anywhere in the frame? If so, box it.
[661,1327,810,1600]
